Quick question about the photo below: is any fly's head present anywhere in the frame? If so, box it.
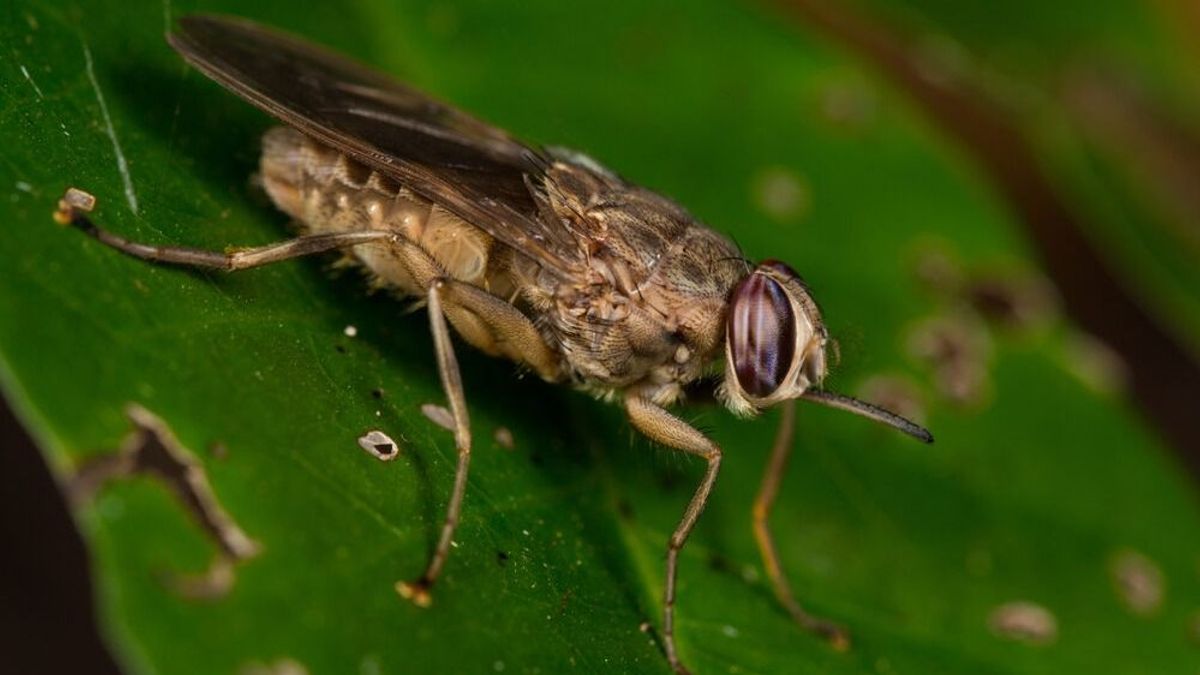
[720,260,828,417]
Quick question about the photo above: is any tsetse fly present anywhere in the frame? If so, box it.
[56,15,933,674]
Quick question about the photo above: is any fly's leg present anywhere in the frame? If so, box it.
[58,189,476,607]
[58,189,551,610]
[753,400,849,648]
[54,189,397,270]
[395,280,473,607]
[625,394,723,675]
[395,279,561,605]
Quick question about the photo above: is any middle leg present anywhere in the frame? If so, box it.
[396,280,472,607]
[369,236,559,606]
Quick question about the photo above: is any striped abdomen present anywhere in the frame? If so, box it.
[259,126,501,297]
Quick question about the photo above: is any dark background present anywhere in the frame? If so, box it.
[1,400,120,674]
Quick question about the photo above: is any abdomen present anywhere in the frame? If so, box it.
[259,126,498,296]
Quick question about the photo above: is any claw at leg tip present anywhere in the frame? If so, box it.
[395,579,432,607]
[52,203,73,226]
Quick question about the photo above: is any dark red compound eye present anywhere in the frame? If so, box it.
[728,271,796,398]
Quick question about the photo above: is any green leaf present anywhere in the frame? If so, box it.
[854,0,1200,354]
[2,1,1197,674]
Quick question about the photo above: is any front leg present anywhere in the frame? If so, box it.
[624,394,723,675]
[753,399,848,648]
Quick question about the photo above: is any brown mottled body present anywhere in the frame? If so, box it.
[61,16,933,675]
[261,126,744,404]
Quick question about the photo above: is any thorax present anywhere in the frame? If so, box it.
[531,169,745,404]
[259,127,744,404]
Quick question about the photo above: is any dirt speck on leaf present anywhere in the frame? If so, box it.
[966,272,1059,331]
[239,658,309,675]
[1110,548,1165,616]
[1063,332,1129,395]
[989,600,1058,645]
[357,430,400,461]
[751,166,810,222]
[421,403,455,432]
[857,374,926,424]
[493,426,515,450]
[907,314,992,406]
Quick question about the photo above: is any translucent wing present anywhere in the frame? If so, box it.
[169,14,583,276]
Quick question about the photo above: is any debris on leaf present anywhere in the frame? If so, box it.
[493,426,515,450]
[357,430,400,461]
[239,657,309,675]
[68,404,261,598]
[52,186,96,224]
[988,600,1058,645]
[421,403,455,432]
[1110,548,1164,617]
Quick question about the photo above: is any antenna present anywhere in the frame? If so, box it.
[801,389,934,444]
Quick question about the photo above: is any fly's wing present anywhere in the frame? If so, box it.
[168,14,583,277]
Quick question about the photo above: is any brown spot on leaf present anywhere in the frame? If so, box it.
[708,553,734,574]
[68,404,260,599]
[819,79,877,129]
[1062,332,1129,395]
[751,167,811,222]
[911,243,1059,332]
[911,244,964,294]
[239,658,309,675]
[1110,548,1165,617]
[616,498,635,521]
[420,403,455,432]
[492,426,515,450]
[907,314,992,407]
[966,271,1059,332]
[165,555,236,600]
[857,374,927,425]
[989,600,1058,645]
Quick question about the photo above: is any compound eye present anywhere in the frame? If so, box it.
[728,272,796,398]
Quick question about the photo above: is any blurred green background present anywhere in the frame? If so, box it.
[1,1,1197,673]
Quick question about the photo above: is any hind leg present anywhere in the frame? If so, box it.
[55,188,397,270]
